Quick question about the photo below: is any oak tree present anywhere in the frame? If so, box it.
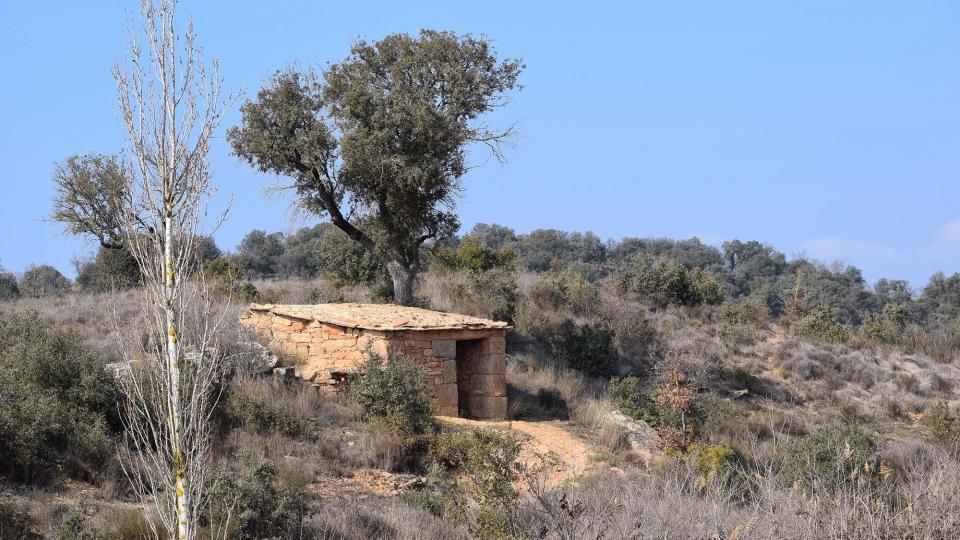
[228,30,522,305]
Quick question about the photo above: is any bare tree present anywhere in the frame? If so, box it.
[113,0,232,538]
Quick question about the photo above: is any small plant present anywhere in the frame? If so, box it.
[206,454,312,539]
[432,429,522,539]
[784,424,879,491]
[609,376,658,425]
[925,400,959,447]
[351,354,438,438]
[718,299,767,347]
[794,306,849,344]
[860,303,910,344]
[686,443,736,483]
[219,387,316,440]
[549,320,617,378]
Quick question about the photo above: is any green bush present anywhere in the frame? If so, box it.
[616,255,724,307]
[203,257,261,302]
[925,400,959,447]
[206,454,312,539]
[687,443,736,482]
[219,387,316,440]
[0,267,20,301]
[75,248,141,292]
[860,303,910,344]
[528,270,601,316]
[18,264,72,297]
[434,236,515,274]
[609,376,658,425]
[549,320,617,378]
[784,425,879,490]
[350,354,437,438]
[718,299,767,346]
[431,428,521,540]
[446,269,518,323]
[794,306,849,344]
[0,312,119,484]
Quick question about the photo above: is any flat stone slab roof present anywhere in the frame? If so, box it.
[249,303,510,331]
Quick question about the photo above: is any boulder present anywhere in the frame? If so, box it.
[232,341,280,375]
[606,409,662,467]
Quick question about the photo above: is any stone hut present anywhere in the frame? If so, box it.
[240,303,510,419]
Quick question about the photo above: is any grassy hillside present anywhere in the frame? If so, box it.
[2,236,960,538]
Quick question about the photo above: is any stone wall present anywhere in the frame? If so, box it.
[240,308,507,419]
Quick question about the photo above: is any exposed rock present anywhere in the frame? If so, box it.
[606,410,662,467]
[232,341,279,374]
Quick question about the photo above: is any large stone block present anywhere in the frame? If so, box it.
[472,353,506,375]
[434,383,459,408]
[470,374,506,397]
[480,336,506,355]
[431,339,457,358]
[441,359,457,384]
[468,396,507,420]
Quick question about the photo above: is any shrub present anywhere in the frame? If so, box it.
[0,497,40,539]
[609,376,658,425]
[528,270,601,316]
[687,443,736,482]
[446,269,518,323]
[651,369,705,451]
[718,299,767,347]
[431,428,521,539]
[351,354,437,438]
[219,386,316,440]
[719,366,768,397]
[206,454,312,539]
[610,370,705,451]
[611,313,659,362]
[0,314,119,482]
[860,303,910,344]
[616,255,724,307]
[0,312,119,484]
[203,257,260,302]
[549,320,617,378]
[794,306,849,344]
[784,424,879,490]
[18,264,71,297]
[75,248,141,292]
[925,401,960,447]
[434,236,515,273]
[0,268,20,301]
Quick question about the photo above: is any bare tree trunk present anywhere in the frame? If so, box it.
[386,259,416,306]
[113,1,233,538]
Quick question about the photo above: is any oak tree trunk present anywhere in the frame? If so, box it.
[386,259,416,306]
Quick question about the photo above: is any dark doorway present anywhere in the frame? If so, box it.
[455,339,482,417]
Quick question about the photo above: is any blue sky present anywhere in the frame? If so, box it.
[0,1,958,288]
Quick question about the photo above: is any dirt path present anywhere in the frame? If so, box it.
[439,416,604,487]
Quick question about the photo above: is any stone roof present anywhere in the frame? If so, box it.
[249,303,510,331]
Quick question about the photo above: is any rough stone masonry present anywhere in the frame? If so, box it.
[240,303,510,419]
